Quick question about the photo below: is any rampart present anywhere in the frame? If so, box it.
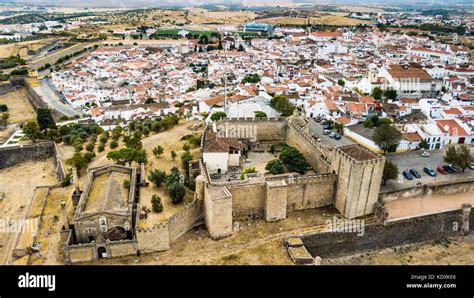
[379,178,474,203]
[0,142,65,181]
[300,205,472,258]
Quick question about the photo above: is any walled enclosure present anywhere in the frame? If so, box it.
[201,114,385,238]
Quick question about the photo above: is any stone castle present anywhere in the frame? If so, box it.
[59,112,385,263]
[196,112,386,239]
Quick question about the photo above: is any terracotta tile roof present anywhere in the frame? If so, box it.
[335,116,351,125]
[443,107,462,115]
[435,119,468,137]
[387,65,432,81]
[402,132,422,142]
[311,31,343,38]
[203,129,241,153]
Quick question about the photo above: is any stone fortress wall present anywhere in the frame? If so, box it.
[0,142,65,181]
[200,114,385,239]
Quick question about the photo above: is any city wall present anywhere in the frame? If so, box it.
[216,118,287,144]
[300,206,472,258]
[379,178,474,203]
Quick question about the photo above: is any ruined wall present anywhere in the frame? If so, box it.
[0,142,55,169]
[301,208,471,258]
[24,81,65,121]
[168,198,203,241]
[107,240,137,258]
[379,179,474,203]
[0,83,15,95]
[286,121,332,173]
[66,244,95,264]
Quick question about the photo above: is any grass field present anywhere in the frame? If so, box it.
[258,12,372,26]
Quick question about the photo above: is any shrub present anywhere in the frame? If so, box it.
[151,194,163,213]
[110,140,118,149]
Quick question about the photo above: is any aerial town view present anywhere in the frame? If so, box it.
[0,0,473,274]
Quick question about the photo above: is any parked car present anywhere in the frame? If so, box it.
[437,166,448,175]
[469,162,474,170]
[334,134,341,140]
[323,124,333,130]
[423,167,436,177]
[403,170,414,180]
[329,133,336,138]
[322,129,331,135]
[409,168,421,178]
[448,164,462,173]
[443,165,455,174]
[421,151,430,157]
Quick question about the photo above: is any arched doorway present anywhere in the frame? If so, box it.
[97,246,107,259]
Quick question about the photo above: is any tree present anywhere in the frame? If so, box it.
[66,152,88,172]
[151,194,163,213]
[167,182,185,204]
[444,145,472,172]
[242,74,260,84]
[0,112,9,128]
[37,108,56,131]
[255,111,267,118]
[419,139,429,150]
[382,160,398,185]
[149,169,167,187]
[372,124,402,154]
[171,150,177,160]
[125,136,142,150]
[265,159,285,175]
[210,111,226,121]
[106,148,139,166]
[334,122,343,134]
[152,145,164,157]
[181,151,193,178]
[337,79,345,86]
[279,147,307,174]
[372,87,383,100]
[240,166,257,180]
[182,143,190,151]
[383,89,397,100]
[270,95,295,117]
[22,120,42,143]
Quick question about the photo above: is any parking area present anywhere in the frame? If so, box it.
[307,118,355,147]
[382,147,474,191]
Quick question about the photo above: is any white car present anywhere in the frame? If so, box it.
[421,151,430,157]
[329,133,336,138]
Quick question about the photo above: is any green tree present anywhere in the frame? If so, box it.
[242,74,260,84]
[152,145,164,157]
[151,194,163,213]
[0,112,9,128]
[270,95,295,117]
[371,87,383,100]
[168,182,185,204]
[126,136,142,150]
[255,111,267,118]
[22,120,42,143]
[265,159,285,175]
[383,89,397,100]
[444,145,472,172]
[37,108,56,131]
[106,147,139,166]
[210,111,226,121]
[240,166,257,180]
[149,169,167,187]
[373,124,402,154]
[181,151,193,179]
[382,160,398,185]
[419,139,429,150]
[279,146,307,174]
[171,150,177,160]
[337,79,345,86]
[66,152,88,172]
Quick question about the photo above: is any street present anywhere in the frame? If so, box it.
[32,79,82,118]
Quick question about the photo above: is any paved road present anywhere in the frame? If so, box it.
[32,79,82,118]
[307,118,355,147]
[382,147,474,191]
[27,42,91,70]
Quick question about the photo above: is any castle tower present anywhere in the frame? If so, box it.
[330,145,385,219]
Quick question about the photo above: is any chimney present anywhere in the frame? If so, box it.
[61,201,69,230]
